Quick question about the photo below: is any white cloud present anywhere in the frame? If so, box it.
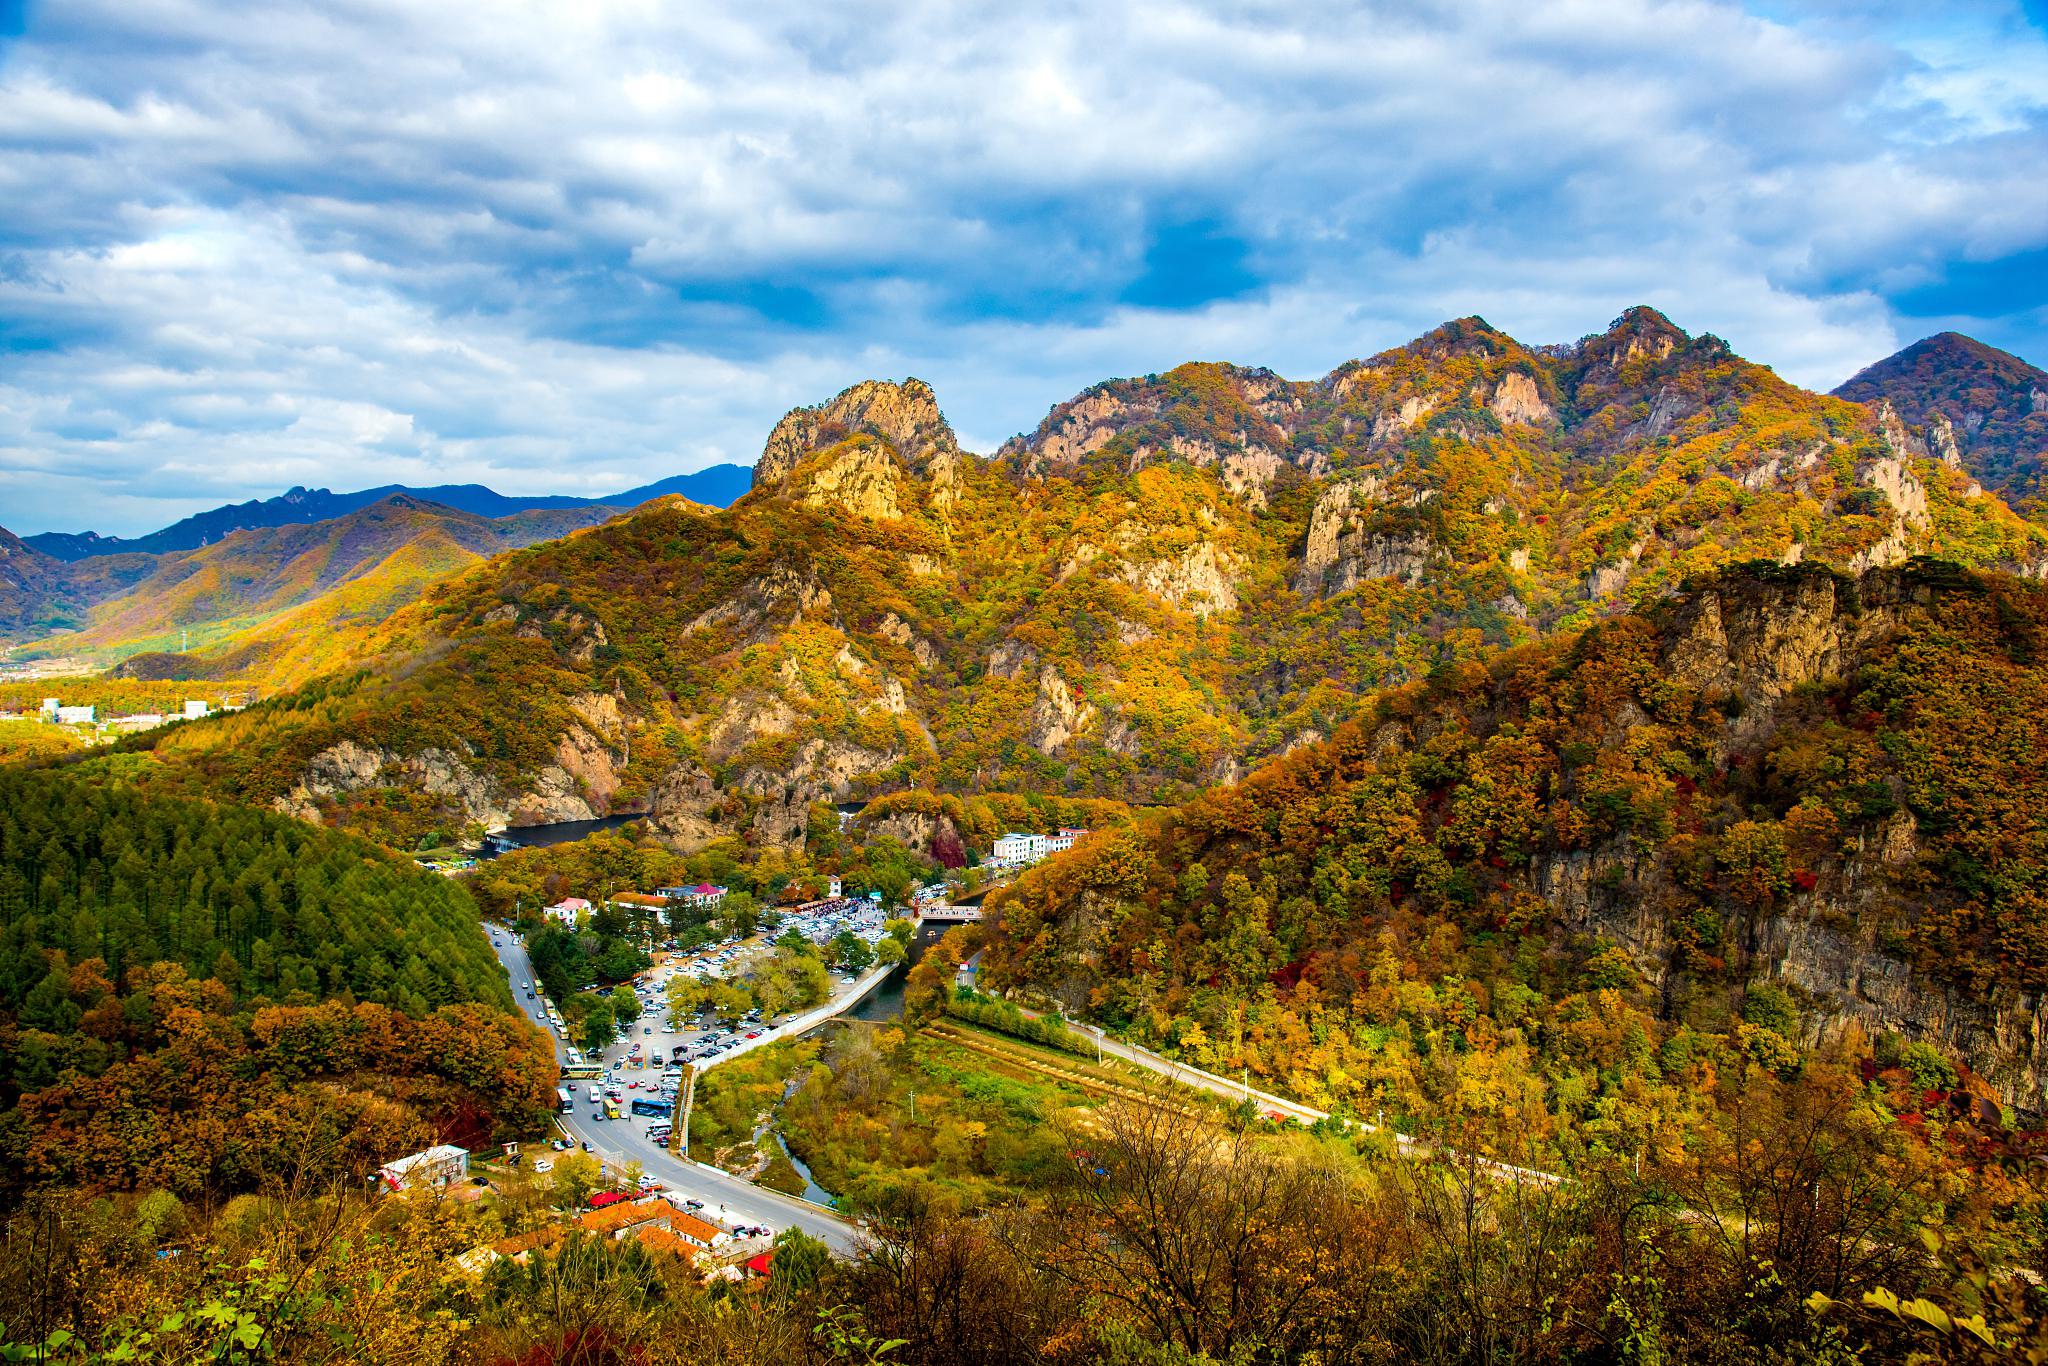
[0,0,2042,534]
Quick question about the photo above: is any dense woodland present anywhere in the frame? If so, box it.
[0,769,552,1207]
[985,561,2048,1179]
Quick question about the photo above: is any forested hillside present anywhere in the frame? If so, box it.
[103,309,2048,856]
[1835,331,2048,513]
[984,558,2048,1114]
[0,768,551,1203]
[0,495,625,678]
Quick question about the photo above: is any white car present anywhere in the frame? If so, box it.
[533,1159,554,1174]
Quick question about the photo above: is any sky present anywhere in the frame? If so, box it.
[1,0,2045,537]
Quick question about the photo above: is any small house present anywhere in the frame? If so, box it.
[375,1144,469,1192]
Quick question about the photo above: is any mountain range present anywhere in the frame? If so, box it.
[106,308,2043,853]
[20,465,754,560]
[0,468,752,671]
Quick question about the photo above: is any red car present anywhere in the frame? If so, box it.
[745,1031,761,1040]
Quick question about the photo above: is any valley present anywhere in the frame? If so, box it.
[5,311,2048,1364]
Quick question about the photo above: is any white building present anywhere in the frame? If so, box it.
[182,699,211,720]
[992,832,1048,864]
[54,705,95,725]
[543,897,592,926]
[376,1144,469,1192]
[1047,828,1089,854]
[657,883,727,910]
[109,713,165,732]
[827,876,843,898]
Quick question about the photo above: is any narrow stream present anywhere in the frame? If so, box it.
[754,1078,837,1208]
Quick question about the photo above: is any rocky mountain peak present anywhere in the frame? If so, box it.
[1586,304,1689,368]
[1406,315,1512,361]
[754,378,960,490]
[1833,331,2048,507]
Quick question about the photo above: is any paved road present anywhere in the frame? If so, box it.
[488,931,865,1251]
[1035,1012,1561,1186]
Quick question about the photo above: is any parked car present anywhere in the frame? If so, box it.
[533,1159,554,1174]
[684,1198,705,1211]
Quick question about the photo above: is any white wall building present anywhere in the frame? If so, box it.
[182,699,211,719]
[376,1144,469,1192]
[992,832,1048,864]
[54,705,95,725]
[543,897,592,926]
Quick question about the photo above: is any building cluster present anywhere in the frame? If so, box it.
[374,1143,779,1285]
[8,696,229,733]
[540,884,730,928]
[451,1192,755,1279]
[988,828,1089,868]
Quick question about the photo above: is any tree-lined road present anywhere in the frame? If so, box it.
[489,931,864,1251]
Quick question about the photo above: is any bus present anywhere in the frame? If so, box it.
[556,1087,573,1114]
[603,1098,623,1120]
[630,1097,671,1118]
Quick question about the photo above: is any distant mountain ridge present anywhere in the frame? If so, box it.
[0,493,631,669]
[1833,331,2048,510]
[23,466,754,561]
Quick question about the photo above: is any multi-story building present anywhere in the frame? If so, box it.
[543,897,592,925]
[657,883,727,910]
[992,832,1050,864]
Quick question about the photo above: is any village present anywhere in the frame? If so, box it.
[0,692,242,742]
[366,821,1101,1279]
[371,1141,798,1288]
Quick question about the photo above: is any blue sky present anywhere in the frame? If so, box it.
[1,0,2044,537]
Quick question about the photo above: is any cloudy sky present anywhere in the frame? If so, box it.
[2,0,2045,536]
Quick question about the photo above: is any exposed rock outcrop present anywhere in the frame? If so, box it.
[1027,667,1097,752]
[1489,371,1553,425]
[755,378,959,487]
[1121,541,1242,616]
[1296,477,1435,595]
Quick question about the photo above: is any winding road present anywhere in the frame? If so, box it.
[490,931,870,1252]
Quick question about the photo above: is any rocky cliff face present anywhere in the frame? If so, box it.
[987,561,2048,1111]
[756,378,960,486]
